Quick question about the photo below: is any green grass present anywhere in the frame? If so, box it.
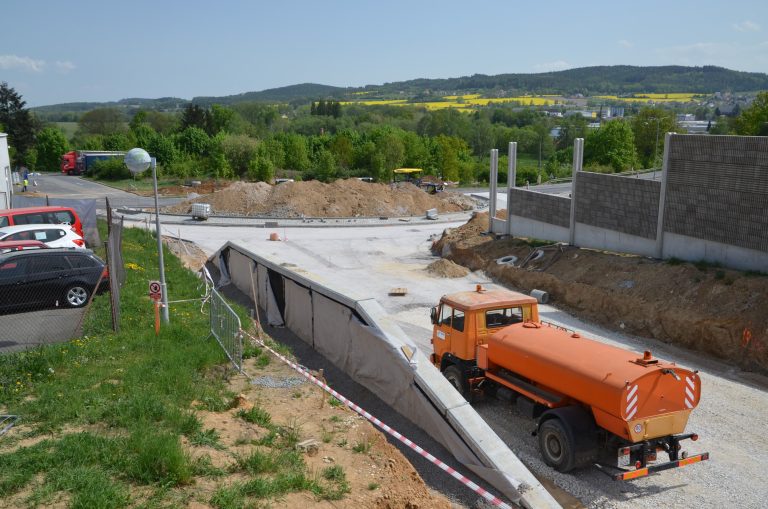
[82,176,185,194]
[236,406,272,428]
[0,224,345,506]
[352,436,373,454]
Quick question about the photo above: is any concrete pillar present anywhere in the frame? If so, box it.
[568,138,584,246]
[489,149,498,224]
[654,133,674,259]
[506,142,517,236]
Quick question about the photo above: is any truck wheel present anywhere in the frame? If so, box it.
[443,365,466,398]
[538,419,576,472]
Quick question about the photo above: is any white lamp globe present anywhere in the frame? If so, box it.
[124,148,152,175]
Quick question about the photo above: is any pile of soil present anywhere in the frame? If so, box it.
[164,179,477,218]
[433,212,768,373]
[426,258,470,278]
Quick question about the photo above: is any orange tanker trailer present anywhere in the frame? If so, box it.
[430,285,709,480]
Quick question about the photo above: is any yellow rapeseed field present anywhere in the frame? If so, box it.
[595,93,701,103]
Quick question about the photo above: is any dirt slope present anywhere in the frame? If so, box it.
[164,179,477,217]
[433,212,768,373]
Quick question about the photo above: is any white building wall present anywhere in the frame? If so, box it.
[0,134,12,209]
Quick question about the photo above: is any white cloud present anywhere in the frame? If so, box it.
[55,60,76,73]
[733,20,760,32]
[0,54,45,72]
[618,39,634,48]
[533,60,571,72]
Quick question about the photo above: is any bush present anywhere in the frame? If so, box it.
[92,157,132,180]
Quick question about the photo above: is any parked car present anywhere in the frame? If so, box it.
[0,249,109,313]
[0,240,49,253]
[0,206,84,238]
[0,224,85,249]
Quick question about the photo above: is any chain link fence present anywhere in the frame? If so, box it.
[0,199,123,355]
[105,199,126,332]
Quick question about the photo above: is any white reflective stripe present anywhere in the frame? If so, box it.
[686,377,695,390]
[627,406,638,420]
[685,387,695,401]
[685,399,694,409]
[627,385,638,401]
[627,396,637,413]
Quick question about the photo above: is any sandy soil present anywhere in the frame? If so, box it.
[164,179,478,218]
[433,211,768,373]
[426,259,470,278]
[185,346,453,509]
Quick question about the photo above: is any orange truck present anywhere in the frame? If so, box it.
[430,285,709,480]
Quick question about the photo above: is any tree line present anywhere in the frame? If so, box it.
[2,81,767,185]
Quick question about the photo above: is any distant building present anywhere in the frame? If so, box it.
[678,120,712,133]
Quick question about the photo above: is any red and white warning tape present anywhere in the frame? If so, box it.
[241,329,513,509]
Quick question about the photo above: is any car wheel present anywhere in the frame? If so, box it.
[443,365,466,398]
[64,284,90,308]
[538,418,577,472]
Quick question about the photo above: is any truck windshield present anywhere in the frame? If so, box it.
[485,307,523,328]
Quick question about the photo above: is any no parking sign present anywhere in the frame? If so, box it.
[148,280,161,301]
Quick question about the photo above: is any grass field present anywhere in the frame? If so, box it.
[0,225,349,508]
[54,122,79,141]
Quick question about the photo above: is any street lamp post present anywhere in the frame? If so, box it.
[124,148,170,324]
[653,118,661,170]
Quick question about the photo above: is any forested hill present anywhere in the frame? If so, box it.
[31,65,768,114]
[192,83,348,105]
[194,66,768,103]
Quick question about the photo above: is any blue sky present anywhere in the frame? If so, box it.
[2,0,767,107]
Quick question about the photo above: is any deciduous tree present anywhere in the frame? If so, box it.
[0,82,37,166]
[35,127,69,172]
[584,119,637,172]
[734,91,768,135]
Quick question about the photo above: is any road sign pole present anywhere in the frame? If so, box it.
[151,158,170,324]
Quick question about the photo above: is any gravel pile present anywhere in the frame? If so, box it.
[249,375,307,389]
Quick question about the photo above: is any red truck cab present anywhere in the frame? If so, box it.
[61,151,78,175]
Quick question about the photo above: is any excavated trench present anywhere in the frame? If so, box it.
[433,211,768,374]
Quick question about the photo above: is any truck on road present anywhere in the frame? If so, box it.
[430,285,709,480]
[61,151,125,176]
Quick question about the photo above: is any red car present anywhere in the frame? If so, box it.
[0,240,49,253]
[0,206,84,239]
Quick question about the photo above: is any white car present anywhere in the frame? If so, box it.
[0,224,86,249]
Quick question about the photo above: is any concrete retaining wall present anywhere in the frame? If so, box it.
[509,188,571,228]
[490,135,768,271]
[575,172,660,239]
[213,243,560,509]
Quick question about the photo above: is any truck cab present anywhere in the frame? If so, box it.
[430,285,538,370]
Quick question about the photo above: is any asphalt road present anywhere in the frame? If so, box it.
[22,173,183,209]
[0,307,85,354]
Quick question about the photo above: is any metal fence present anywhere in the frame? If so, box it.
[105,199,126,332]
[209,286,243,371]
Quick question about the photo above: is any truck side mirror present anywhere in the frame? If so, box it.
[430,306,438,325]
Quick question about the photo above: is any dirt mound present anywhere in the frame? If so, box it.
[165,179,477,218]
[434,212,768,373]
[426,258,470,278]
